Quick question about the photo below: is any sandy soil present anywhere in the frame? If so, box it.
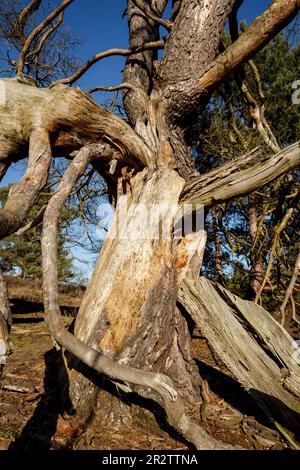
[0,314,290,451]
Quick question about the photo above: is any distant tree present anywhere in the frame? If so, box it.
[196,31,300,319]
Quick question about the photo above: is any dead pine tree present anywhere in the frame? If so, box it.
[1,0,300,450]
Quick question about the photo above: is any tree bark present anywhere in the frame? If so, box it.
[0,162,8,183]
[41,151,237,450]
[181,142,300,208]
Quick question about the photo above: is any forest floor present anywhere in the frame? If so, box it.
[0,312,293,451]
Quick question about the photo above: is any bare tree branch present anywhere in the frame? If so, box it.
[228,4,281,153]
[41,144,237,450]
[238,71,281,153]
[180,142,300,208]
[88,83,137,94]
[51,40,164,86]
[17,0,74,78]
[198,0,300,91]
[255,208,293,304]
[15,204,47,236]
[0,128,52,239]
[131,0,172,31]
[28,12,64,82]
[7,0,42,44]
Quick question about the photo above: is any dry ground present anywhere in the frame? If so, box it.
[0,312,292,451]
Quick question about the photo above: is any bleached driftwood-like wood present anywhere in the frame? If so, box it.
[1,0,299,448]
[0,78,154,168]
[178,277,300,443]
[41,145,237,450]
[0,128,52,239]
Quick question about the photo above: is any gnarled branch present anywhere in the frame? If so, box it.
[197,0,300,94]
[6,0,42,45]
[228,2,281,153]
[41,145,237,450]
[28,12,64,82]
[172,0,300,119]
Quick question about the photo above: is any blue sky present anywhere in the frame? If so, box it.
[0,0,275,279]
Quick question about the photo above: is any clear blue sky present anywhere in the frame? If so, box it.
[0,0,274,279]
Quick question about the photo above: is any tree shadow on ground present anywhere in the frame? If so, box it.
[9,347,73,450]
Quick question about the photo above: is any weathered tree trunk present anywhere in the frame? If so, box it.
[67,0,234,423]
[70,168,202,423]
[179,277,300,446]
[42,146,234,450]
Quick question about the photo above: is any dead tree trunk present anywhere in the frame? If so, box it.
[0,0,300,450]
